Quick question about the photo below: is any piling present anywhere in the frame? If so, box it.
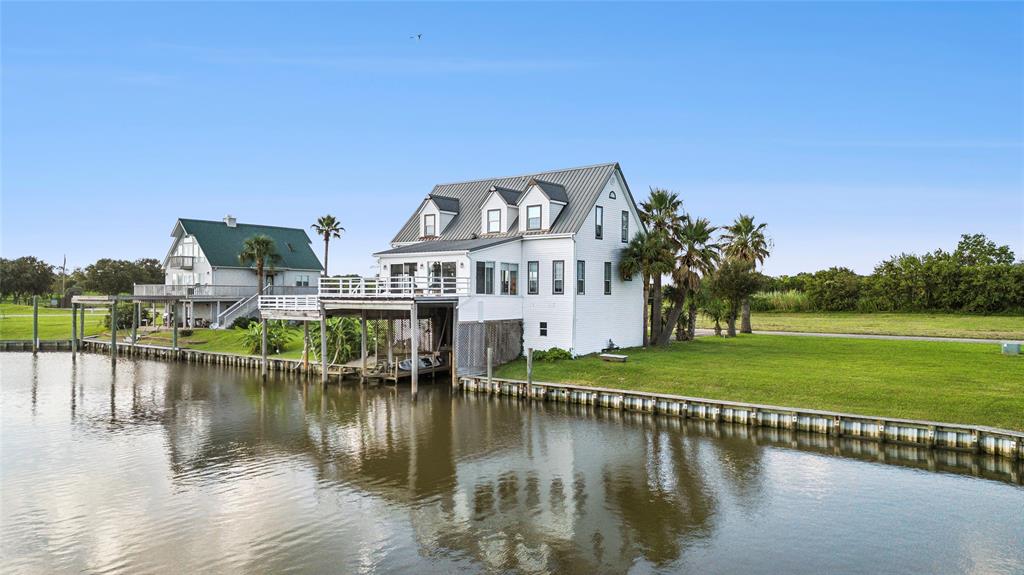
[32,296,39,353]
[319,313,328,385]
[71,303,78,354]
[526,347,533,384]
[260,318,268,378]
[486,347,494,386]
[410,302,419,398]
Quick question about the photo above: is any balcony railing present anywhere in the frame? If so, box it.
[258,295,320,311]
[133,284,318,299]
[167,256,195,269]
[319,276,470,298]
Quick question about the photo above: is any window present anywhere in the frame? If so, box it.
[424,214,436,236]
[487,209,501,233]
[476,261,495,295]
[526,205,542,230]
[576,260,586,295]
[539,322,548,337]
[501,263,519,295]
[295,274,310,287]
[527,261,539,295]
[552,260,564,294]
[604,262,612,294]
[621,210,629,243]
[595,206,604,239]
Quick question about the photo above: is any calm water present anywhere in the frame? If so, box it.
[2,353,1023,574]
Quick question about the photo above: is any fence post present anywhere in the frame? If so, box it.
[260,318,268,379]
[71,303,78,354]
[32,296,39,353]
[526,347,533,385]
[486,346,493,386]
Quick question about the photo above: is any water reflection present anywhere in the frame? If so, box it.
[3,352,1023,574]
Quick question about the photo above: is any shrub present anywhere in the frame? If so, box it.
[532,347,572,362]
[805,267,862,311]
[240,321,292,354]
[103,301,152,329]
[230,316,255,330]
[749,290,812,312]
[179,329,194,337]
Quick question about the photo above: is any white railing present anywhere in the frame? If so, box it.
[258,295,321,311]
[319,276,470,298]
[133,284,318,299]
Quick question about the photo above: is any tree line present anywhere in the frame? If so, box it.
[759,234,1023,314]
[0,256,163,303]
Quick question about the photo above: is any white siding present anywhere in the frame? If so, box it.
[516,187,553,232]
[571,171,644,354]
[464,241,523,322]
[521,236,575,352]
[479,192,517,234]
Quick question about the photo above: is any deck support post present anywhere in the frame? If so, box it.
[360,310,368,382]
[32,296,39,353]
[171,302,179,351]
[71,303,78,354]
[260,317,268,379]
[320,310,328,385]
[410,302,418,398]
[526,348,533,385]
[131,302,139,353]
[486,347,493,386]
[79,305,85,344]
[302,321,310,374]
[450,304,459,388]
[110,300,118,363]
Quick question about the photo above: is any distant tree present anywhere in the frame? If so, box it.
[953,233,1015,266]
[81,258,164,295]
[311,215,345,277]
[238,235,283,290]
[0,256,56,303]
[805,267,862,311]
[709,257,760,337]
[720,215,770,334]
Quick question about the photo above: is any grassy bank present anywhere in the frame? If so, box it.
[121,327,308,358]
[0,303,107,340]
[495,335,1024,431]
[697,312,1024,340]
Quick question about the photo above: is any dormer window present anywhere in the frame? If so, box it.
[526,205,542,230]
[424,214,436,236]
[487,209,501,233]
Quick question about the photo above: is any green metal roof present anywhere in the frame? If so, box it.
[177,218,323,271]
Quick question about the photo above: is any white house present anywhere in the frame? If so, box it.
[373,162,644,356]
[135,216,322,327]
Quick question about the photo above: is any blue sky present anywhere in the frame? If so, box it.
[3,2,1022,276]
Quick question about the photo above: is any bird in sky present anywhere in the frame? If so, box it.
[410,33,422,42]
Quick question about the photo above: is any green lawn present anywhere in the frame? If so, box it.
[495,335,1024,431]
[697,312,1024,340]
[129,327,308,358]
[0,303,107,340]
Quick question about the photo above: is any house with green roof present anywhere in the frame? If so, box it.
[135,215,322,327]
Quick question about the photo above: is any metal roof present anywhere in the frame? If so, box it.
[490,186,522,205]
[391,162,619,243]
[428,194,460,213]
[526,179,569,203]
[374,236,521,256]
[177,218,323,270]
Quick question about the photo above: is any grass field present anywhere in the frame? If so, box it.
[697,312,1024,340]
[0,303,107,340]
[495,335,1024,430]
[122,327,308,358]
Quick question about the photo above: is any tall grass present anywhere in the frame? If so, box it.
[749,290,813,312]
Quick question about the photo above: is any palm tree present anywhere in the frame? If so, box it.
[720,214,770,333]
[620,230,673,347]
[311,215,345,277]
[238,235,283,290]
[659,218,720,346]
[639,188,685,340]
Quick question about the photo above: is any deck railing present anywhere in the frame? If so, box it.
[258,295,320,311]
[319,276,470,298]
[133,284,318,299]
